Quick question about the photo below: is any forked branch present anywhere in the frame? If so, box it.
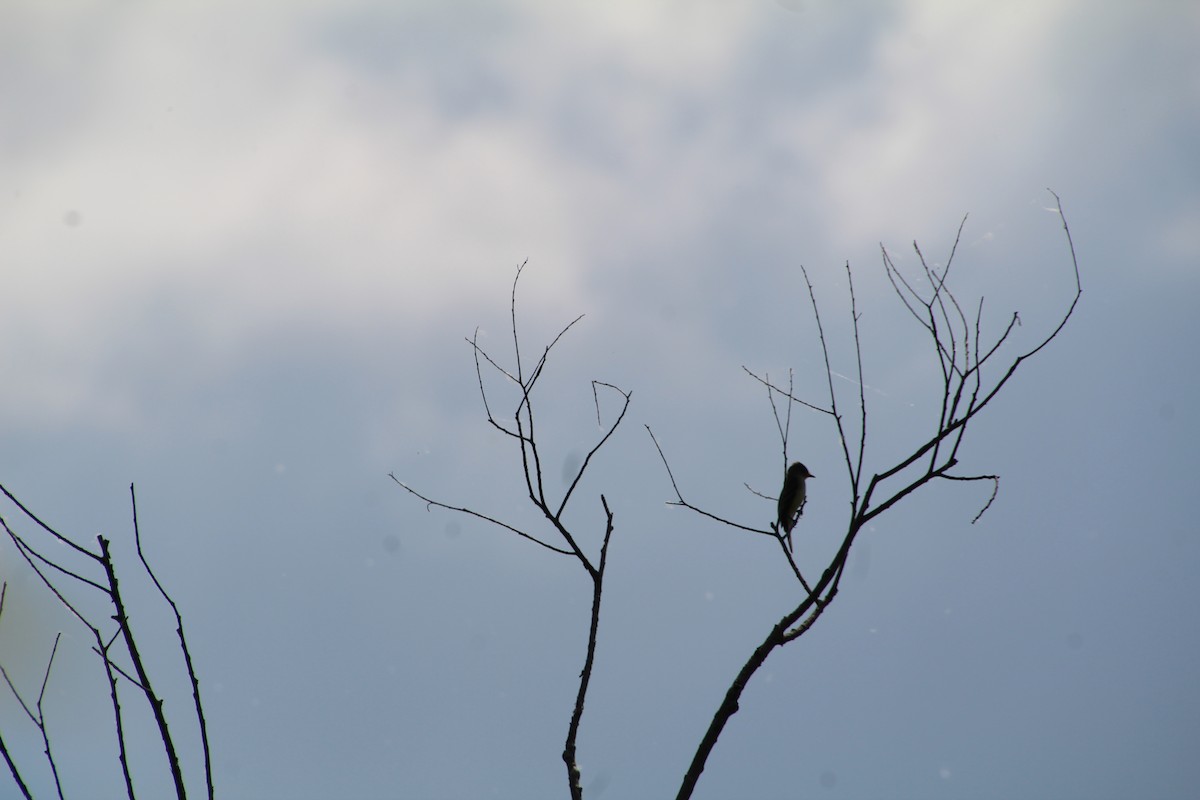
[664,192,1081,798]
[393,264,631,800]
[0,483,213,800]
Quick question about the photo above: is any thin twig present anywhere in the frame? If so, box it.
[556,382,631,520]
[0,483,101,562]
[387,474,572,555]
[645,426,774,536]
[98,534,187,800]
[741,367,830,415]
[131,484,214,800]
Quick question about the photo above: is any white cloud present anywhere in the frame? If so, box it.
[0,3,598,427]
[0,0,1187,441]
[779,2,1076,244]
[0,1,779,431]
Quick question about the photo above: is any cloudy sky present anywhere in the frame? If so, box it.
[1,1,1197,798]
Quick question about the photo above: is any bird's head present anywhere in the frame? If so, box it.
[788,462,814,480]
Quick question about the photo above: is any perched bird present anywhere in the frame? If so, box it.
[777,462,814,550]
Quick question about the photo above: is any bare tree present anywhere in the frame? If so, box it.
[391,260,630,800]
[652,190,1081,798]
[0,483,213,800]
[393,191,1081,798]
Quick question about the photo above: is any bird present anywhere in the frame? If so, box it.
[777,462,814,550]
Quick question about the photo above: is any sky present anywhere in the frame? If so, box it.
[0,1,1197,798]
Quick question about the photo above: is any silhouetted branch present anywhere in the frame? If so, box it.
[0,633,66,800]
[557,382,630,520]
[0,483,212,799]
[0,484,99,563]
[388,473,572,555]
[666,192,1082,798]
[131,484,214,800]
[0,585,44,800]
[0,728,32,800]
[741,367,830,416]
[394,263,631,800]
[645,425,769,537]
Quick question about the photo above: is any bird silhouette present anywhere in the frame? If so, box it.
[777,462,814,551]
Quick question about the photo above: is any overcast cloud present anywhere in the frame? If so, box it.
[1,2,1197,798]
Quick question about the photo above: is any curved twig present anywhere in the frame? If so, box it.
[388,474,572,555]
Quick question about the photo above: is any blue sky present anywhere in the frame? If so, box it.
[1,1,1197,798]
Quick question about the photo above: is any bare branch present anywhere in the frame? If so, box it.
[131,483,215,800]
[0,483,100,563]
[37,636,66,800]
[0,604,66,800]
[0,663,35,725]
[397,263,634,798]
[510,259,528,381]
[557,382,631,519]
[469,329,520,439]
[768,525,815,595]
[940,473,1001,523]
[645,426,773,536]
[845,261,868,491]
[35,635,60,719]
[741,367,830,416]
[525,315,586,394]
[0,732,33,800]
[88,648,147,691]
[799,264,857,498]
[98,534,188,800]
[562,495,616,800]
[0,517,108,595]
[675,193,1081,799]
[387,473,572,555]
[0,515,108,635]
